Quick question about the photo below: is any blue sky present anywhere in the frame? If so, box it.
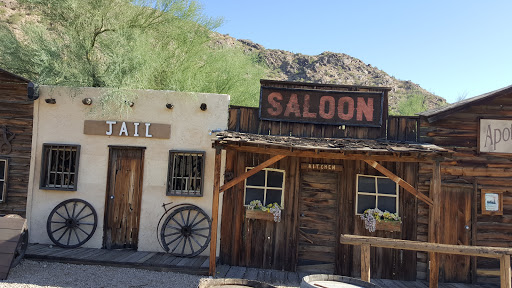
[200,1,511,103]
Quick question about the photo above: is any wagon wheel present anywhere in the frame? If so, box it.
[160,205,211,257]
[46,199,97,248]
[11,228,28,268]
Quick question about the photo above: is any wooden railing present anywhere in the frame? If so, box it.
[340,234,512,288]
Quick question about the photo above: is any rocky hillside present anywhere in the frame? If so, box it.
[217,35,447,114]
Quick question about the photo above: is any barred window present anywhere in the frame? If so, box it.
[0,158,7,203]
[40,144,80,191]
[355,174,398,215]
[167,151,204,196]
[244,168,285,206]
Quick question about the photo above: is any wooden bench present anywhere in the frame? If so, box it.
[0,215,28,280]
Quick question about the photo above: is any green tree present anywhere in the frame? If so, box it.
[0,0,266,106]
[397,94,427,116]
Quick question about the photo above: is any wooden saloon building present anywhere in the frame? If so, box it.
[209,80,453,282]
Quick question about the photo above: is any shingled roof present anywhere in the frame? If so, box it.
[419,84,512,123]
[214,131,450,160]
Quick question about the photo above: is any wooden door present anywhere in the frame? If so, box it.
[440,185,472,282]
[104,147,144,249]
[297,170,339,273]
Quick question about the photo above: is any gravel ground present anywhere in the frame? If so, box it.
[1,260,206,288]
[0,260,296,288]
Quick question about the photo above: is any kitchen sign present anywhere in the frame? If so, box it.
[259,86,383,127]
[479,119,512,153]
[84,120,171,139]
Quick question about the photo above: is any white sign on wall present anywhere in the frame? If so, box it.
[480,119,512,153]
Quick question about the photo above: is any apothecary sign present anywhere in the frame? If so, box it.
[259,86,383,127]
[83,120,171,139]
[479,119,512,153]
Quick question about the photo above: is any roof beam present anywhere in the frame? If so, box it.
[218,143,440,163]
[364,160,433,207]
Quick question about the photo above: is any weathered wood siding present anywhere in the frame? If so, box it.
[0,71,32,216]
[220,152,419,280]
[419,94,512,284]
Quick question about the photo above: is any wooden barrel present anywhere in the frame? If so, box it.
[300,274,380,288]
[198,279,277,288]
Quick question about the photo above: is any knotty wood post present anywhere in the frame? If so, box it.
[209,147,222,276]
[500,255,511,288]
[429,160,441,288]
[361,244,371,282]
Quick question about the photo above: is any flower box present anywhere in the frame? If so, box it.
[245,209,275,221]
[375,220,401,232]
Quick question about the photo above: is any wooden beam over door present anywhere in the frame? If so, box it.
[364,160,433,207]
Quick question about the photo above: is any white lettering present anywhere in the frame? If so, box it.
[145,123,152,138]
[119,122,128,136]
[106,121,116,136]
[133,123,140,137]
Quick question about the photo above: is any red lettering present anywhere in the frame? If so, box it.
[337,97,354,120]
[284,93,301,117]
[302,94,317,118]
[356,97,374,121]
[319,96,335,119]
[267,92,283,116]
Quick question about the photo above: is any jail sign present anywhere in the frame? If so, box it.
[259,86,383,127]
[84,120,171,139]
[480,119,512,153]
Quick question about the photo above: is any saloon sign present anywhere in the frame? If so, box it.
[259,86,383,127]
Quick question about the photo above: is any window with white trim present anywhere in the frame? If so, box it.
[244,168,285,206]
[355,174,398,215]
[40,144,80,191]
[0,158,7,203]
[167,151,204,197]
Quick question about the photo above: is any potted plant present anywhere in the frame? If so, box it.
[361,208,401,232]
[245,200,283,222]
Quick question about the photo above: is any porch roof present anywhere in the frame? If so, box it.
[213,131,451,162]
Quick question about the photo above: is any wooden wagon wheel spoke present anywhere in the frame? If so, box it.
[160,205,211,257]
[47,199,98,248]
[164,231,182,238]
[170,236,185,253]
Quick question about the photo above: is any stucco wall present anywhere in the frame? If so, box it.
[26,86,228,255]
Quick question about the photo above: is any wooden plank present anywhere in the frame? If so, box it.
[209,147,222,276]
[220,154,286,193]
[364,160,433,206]
[500,255,511,288]
[339,235,512,258]
[361,244,371,282]
[429,160,442,288]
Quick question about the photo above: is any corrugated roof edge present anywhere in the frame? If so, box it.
[419,84,512,123]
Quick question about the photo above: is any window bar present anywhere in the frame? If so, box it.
[194,154,199,194]
[173,154,179,193]
[170,153,175,193]
[187,154,193,195]
[59,146,64,188]
[46,146,53,187]
[66,146,72,188]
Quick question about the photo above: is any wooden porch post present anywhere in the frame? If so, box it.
[209,147,222,276]
[500,255,511,288]
[429,160,441,288]
[361,244,371,282]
